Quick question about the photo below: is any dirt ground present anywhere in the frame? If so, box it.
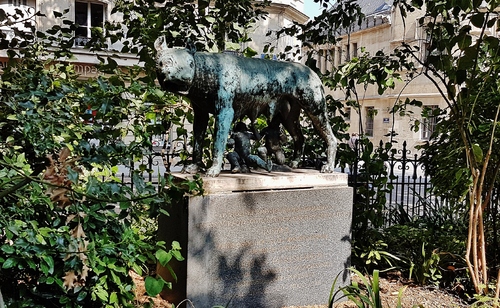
[132,271,469,308]
[332,274,469,308]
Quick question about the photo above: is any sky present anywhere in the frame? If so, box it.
[303,0,323,19]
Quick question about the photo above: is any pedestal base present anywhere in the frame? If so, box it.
[158,169,352,307]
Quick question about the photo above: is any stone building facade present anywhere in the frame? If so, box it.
[0,0,308,162]
[316,0,445,152]
[0,0,307,78]
[3,0,442,154]
[246,0,308,59]
[0,0,138,77]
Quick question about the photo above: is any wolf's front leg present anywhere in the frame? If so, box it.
[206,106,234,177]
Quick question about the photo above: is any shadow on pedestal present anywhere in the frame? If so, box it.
[158,170,352,308]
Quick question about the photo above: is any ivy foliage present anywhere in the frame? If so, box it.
[0,0,261,305]
[0,40,166,307]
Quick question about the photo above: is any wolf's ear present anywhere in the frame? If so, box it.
[186,39,196,54]
[154,36,167,51]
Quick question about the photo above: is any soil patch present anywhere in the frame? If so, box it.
[132,271,468,308]
[332,273,468,308]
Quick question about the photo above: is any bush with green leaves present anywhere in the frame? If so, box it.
[382,201,470,289]
[1,53,152,308]
[0,34,194,307]
[0,3,218,306]
[393,0,500,294]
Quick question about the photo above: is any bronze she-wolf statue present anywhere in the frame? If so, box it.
[155,37,337,177]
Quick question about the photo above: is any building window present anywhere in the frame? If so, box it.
[329,49,336,68]
[352,42,358,58]
[421,105,438,140]
[421,41,430,62]
[365,106,375,137]
[7,0,27,5]
[344,107,351,121]
[75,1,105,46]
[317,49,324,73]
[1,0,34,41]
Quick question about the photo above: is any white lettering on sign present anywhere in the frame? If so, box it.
[0,60,8,70]
[0,60,101,76]
[73,64,99,76]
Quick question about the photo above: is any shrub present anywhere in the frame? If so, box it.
[0,24,189,306]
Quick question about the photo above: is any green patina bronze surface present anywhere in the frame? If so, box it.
[155,37,338,177]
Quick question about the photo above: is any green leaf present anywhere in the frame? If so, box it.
[38,227,52,237]
[41,255,55,274]
[67,167,79,183]
[243,47,258,58]
[132,263,142,276]
[470,13,485,28]
[156,249,172,267]
[172,250,184,262]
[26,258,36,269]
[110,269,122,285]
[204,16,216,23]
[144,276,165,297]
[153,88,164,98]
[2,257,17,269]
[225,42,240,50]
[36,234,47,245]
[106,57,118,70]
[41,261,50,275]
[1,245,15,254]
[166,264,177,282]
[472,143,483,162]
[478,123,491,132]
[109,292,118,304]
[171,241,181,250]
[77,290,88,302]
[94,286,109,302]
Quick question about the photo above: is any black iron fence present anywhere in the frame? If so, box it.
[129,140,422,217]
[115,139,185,189]
[347,140,500,262]
[347,141,499,240]
[118,137,499,260]
[348,140,445,226]
[120,138,499,234]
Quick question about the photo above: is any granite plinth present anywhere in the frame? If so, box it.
[157,169,352,307]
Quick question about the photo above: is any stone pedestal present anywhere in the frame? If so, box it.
[157,169,352,308]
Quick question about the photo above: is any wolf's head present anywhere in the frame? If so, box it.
[155,37,196,94]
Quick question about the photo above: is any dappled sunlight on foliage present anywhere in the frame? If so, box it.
[0,0,249,306]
